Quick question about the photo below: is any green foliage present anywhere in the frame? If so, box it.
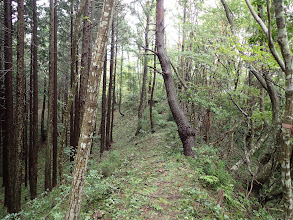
[251,109,272,124]
[83,170,118,211]
[99,151,123,177]
[2,186,70,219]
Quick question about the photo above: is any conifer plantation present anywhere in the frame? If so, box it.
[1,0,293,219]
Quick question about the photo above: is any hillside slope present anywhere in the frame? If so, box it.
[1,103,274,219]
[79,105,271,219]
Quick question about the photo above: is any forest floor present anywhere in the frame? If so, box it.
[81,106,246,220]
[0,103,275,219]
[98,108,202,219]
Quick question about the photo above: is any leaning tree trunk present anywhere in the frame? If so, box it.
[65,0,115,218]
[273,0,293,217]
[155,0,195,157]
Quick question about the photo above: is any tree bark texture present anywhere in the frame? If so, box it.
[30,0,38,199]
[156,0,195,157]
[273,0,293,217]
[110,37,118,143]
[78,0,90,134]
[0,29,3,180]
[24,73,28,188]
[4,0,14,210]
[52,0,58,188]
[59,72,80,183]
[100,52,107,156]
[0,37,4,182]
[41,75,46,143]
[29,41,34,191]
[65,0,115,218]
[11,0,25,212]
[70,0,87,162]
[105,18,115,150]
[70,0,74,162]
[45,0,54,191]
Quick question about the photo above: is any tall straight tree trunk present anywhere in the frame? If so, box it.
[60,0,87,180]
[65,1,115,218]
[45,0,54,191]
[70,0,74,162]
[156,0,195,157]
[88,0,94,67]
[0,30,3,180]
[78,0,90,133]
[118,48,124,116]
[70,0,87,162]
[273,0,293,217]
[29,41,33,191]
[110,37,118,143]
[0,36,4,182]
[30,0,38,199]
[4,0,14,209]
[52,0,58,188]
[150,46,156,132]
[135,7,150,136]
[11,0,25,212]
[41,75,46,143]
[73,52,80,161]
[58,67,80,183]
[105,18,115,151]
[100,52,107,156]
[24,71,28,188]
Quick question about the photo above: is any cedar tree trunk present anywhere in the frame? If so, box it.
[105,18,115,150]
[100,52,107,155]
[30,0,39,199]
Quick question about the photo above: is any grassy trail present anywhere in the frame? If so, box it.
[93,109,219,220]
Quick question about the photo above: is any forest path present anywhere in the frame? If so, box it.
[99,108,200,219]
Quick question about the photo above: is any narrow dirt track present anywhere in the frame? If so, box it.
[100,110,199,219]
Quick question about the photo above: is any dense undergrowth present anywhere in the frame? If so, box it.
[0,96,277,219]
